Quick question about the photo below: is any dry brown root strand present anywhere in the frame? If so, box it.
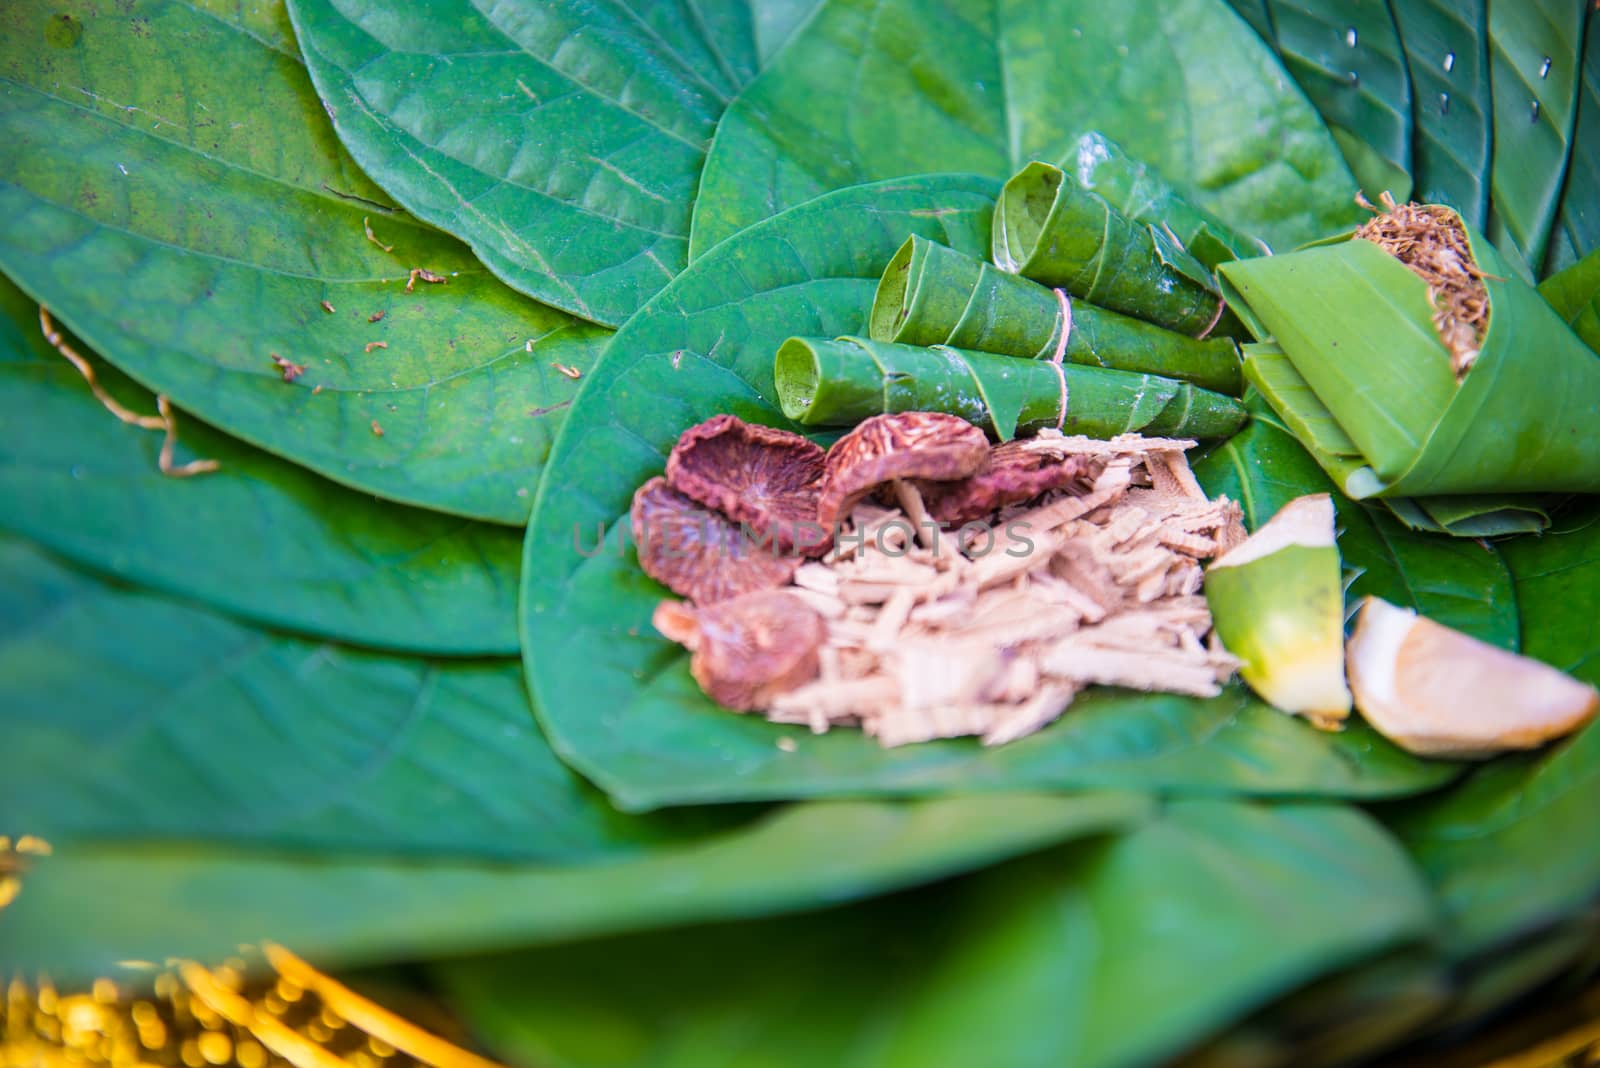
[40,306,163,429]
[156,395,220,478]
[40,305,219,478]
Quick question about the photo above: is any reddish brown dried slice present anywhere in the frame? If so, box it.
[817,412,990,529]
[631,477,799,604]
[653,590,826,710]
[666,414,827,554]
[920,439,1094,524]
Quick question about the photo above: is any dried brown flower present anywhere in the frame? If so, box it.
[921,438,1094,524]
[631,476,799,604]
[817,412,989,529]
[654,590,826,710]
[666,414,828,555]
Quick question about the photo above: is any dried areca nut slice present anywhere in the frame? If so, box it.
[653,590,827,710]
[1347,596,1599,758]
[1205,494,1351,730]
[665,414,828,554]
[920,439,1093,524]
[817,412,990,530]
[631,477,799,605]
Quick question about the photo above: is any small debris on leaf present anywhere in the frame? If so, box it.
[405,268,447,292]
[363,216,394,253]
[270,353,306,382]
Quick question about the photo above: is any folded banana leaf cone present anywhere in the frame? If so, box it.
[772,335,1246,440]
[870,236,1245,395]
[992,161,1231,338]
[1219,197,1600,537]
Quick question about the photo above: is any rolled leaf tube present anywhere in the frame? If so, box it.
[1219,206,1600,511]
[992,162,1226,337]
[1067,131,1267,269]
[870,236,1244,395]
[773,336,1246,440]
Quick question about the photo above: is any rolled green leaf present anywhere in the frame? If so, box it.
[773,336,1246,440]
[1067,131,1268,268]
[870,236,1244,395]
[1220,217,1600,515]
[992,162,1227,337]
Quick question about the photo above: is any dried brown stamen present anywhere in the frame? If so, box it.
[1354,191,1488,377]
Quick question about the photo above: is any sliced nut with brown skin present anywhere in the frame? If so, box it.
[919,439,1094,525]
[666,414,828,555]
[631,477,799,604]
[654,590,827,710]
[1347,596,1599,758]
[817,412,990,530]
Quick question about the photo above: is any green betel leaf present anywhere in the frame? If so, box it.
[438,802,1435,1068]
[689,0,1362,258]
[1486,0,1588,274]
[284,0,820,326]
[523,178,1457,813]
[1390,0,1493,228]
[0,535,729,858]
[0,0,608,524]
[1538,247,1600,352]
[1266,0,1416,202]
[1191,401,1520,650]
[1545,11,1600,274]
[0,275,521,655]
[0,788,1150,981]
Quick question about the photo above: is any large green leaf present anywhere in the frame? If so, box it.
[284,0,812,326]
[1192,400,1520,650]
[1266,0,1415,201]
[0,790,1150,982]
[689,0,1362,258]
[1388,504,1600,964]
[0,0,608,524]
[0,274,521,655]
[1546,10,1600,274]
[1486,0,1588,274]
[0,535,729,858]
[1391,0,1493,227]
[438,802,1435,1068]
[522,177,1457,813]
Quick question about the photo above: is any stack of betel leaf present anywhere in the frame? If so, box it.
[4,1,1600,1066]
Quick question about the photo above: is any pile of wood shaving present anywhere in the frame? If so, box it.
[762,431,1246,746]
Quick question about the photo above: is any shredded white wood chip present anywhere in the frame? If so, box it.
[667,432,1245,747]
